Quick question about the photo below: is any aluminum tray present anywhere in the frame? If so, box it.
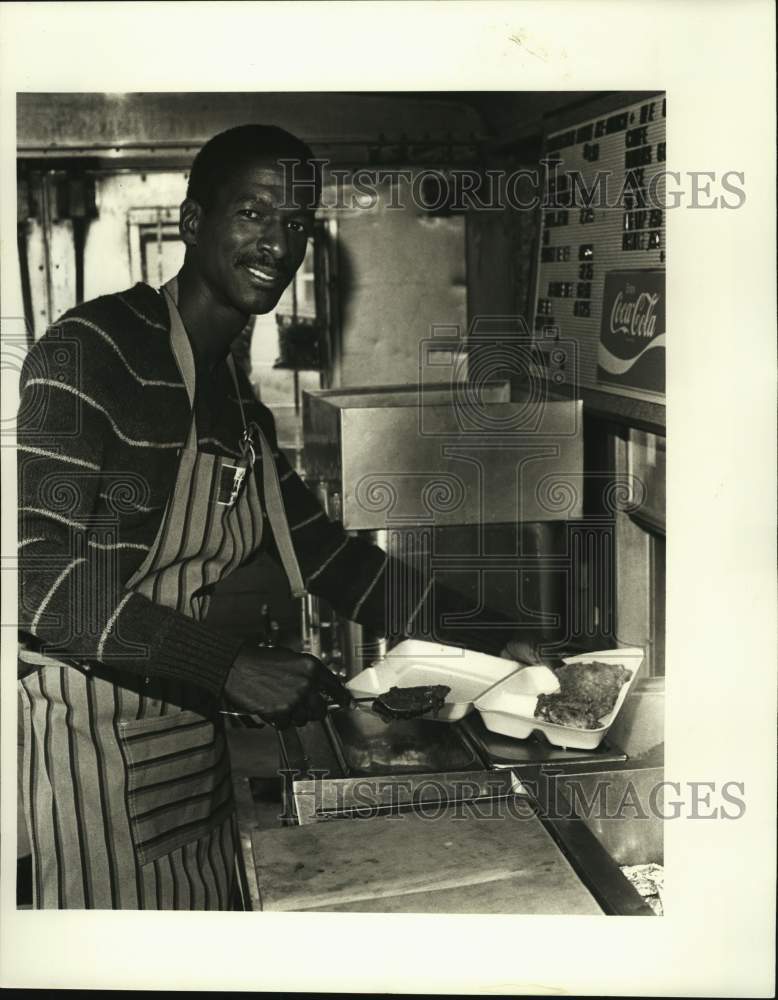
[325,708,483,777]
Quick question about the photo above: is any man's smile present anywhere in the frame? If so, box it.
[242,262,283,287]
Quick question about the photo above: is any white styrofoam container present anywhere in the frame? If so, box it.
[346,639,521,722]
[474,647,645,749]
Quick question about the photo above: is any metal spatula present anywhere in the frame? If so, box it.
[344,685,452,721]
[223,686,451,727]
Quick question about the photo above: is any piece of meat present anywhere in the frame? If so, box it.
[534,660,632,730]
[535,694,601,730]
[554,661,632,718]
[372,685,451,721]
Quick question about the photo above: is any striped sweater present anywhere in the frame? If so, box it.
[18,283,513,698]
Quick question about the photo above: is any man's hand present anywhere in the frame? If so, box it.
[500,637,544,666]
[222,645,352,729]
[500,638,561,667]
[500,636,565,669]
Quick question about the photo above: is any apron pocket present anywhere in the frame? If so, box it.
[118,710,234,866]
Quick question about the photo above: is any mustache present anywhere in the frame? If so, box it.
[236,255,285,273]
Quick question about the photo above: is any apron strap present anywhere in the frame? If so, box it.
[225,357,306,601]
[161,275,306,600]
[253,419,306,600]
[162,276,198,451]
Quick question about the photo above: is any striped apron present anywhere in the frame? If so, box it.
[18,278,295,909]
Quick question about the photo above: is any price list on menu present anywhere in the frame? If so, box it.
[534,94,666,400]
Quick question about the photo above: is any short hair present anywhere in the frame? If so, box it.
[186,124,321,211]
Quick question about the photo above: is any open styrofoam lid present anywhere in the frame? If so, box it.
[474,664,561,711]
[347,639,520,705]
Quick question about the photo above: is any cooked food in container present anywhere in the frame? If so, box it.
[474,648,644,750]
[534,661,633,730]
[534,695,602,730]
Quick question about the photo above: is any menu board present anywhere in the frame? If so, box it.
[534,94,666,403]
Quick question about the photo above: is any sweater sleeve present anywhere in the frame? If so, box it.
[17,334,243,698]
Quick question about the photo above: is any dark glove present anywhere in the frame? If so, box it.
[222,644,351,729]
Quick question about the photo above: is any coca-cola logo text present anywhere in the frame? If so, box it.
[610,289,660,339]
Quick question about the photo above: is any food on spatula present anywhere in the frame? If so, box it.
[534,660,632,729]
[371,685,451,721]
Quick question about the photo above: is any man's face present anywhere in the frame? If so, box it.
[183,157,315,315]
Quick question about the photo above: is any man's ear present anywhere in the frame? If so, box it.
[180,198,203,247]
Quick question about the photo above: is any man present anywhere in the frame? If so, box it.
[17,125,518,911]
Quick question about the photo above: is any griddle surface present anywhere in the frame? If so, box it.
[327,706,482,776]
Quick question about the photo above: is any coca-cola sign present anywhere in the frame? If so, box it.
[610,290,659,338]
[598,270,665,394]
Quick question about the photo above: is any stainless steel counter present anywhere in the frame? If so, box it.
[226,712,660,915]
